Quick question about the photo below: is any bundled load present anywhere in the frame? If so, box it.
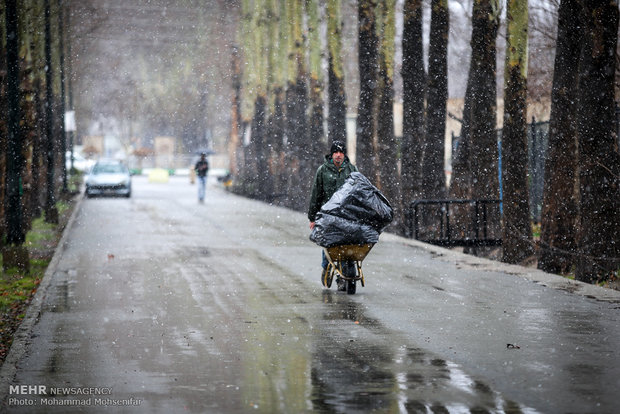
[310,172,393,247]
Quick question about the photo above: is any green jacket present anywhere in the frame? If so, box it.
[308,155,358,222]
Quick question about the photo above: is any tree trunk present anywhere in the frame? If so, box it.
[501,0,533,264]
[326,0,347,144]
[401,0,425,234]
[284,0,308,211]
[4,0,27,245]
[376,0,399,227]
[262,0,282,202]
[574,0,620,283]
[31,51,47,220]
[58,2,68,194]
[20,42,37,231]
[454,0,500,253]
[448,79,473,242]
[251,94,268,200]
[307,0,324,162]
[269,87,286,199]
[469,0,499,202]
[23,1,45,229]
[229,44,242,178]
[0,2,7,240]
[449,77,472,201]
[235,0,253,196]
[44,0,58,224]
[260,0,273,201]
[268,0,288,202]
[538,0,581,274]
[357,0,379,179]
[421,0,448,200]
[463,0,500,252]
[237,0,268,198]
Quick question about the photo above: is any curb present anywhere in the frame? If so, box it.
[381,232,620,303]
[0,191,85,403]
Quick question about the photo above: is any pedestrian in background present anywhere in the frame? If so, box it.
[195,153,209,203]
[308,140,357,289]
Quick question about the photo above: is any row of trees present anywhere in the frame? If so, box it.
[231,0,619,283]
[1,0,69,269]
[539,0,619,282]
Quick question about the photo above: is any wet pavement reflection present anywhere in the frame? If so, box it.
[309,291,535,413]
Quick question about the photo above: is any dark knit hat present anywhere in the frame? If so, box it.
[330,140,346,154]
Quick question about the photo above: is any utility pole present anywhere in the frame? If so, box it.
[45,0,59,224]
[3,0,30,272]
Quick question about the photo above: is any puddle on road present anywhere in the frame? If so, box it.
[310,292,538,413]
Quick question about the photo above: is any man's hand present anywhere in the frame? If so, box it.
[309,221,315,230]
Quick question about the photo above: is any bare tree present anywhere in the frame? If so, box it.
[538,0,580,274]
[266,0,286,198]
[251,0,270,199]
[229,44,242,179]
[574,0,620,283]
[400,0,425,233]
[401,3,424,186]
[273,0,289,197]
[18,1,41,230]
[501,0,533,263]
[237,0,260,196]
[284,0,309,210]
[3,0,28,257]
[420,0,448,199]
[253,0,271,201]
[376,0,399,223]
[468,0,500,200]
[356,0,379,179]
[527,0,558,101]
[0,1,7,242]
[307,0,325,163]
[326,0,347,143]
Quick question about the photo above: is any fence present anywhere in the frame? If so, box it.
[410,104,620,246]
[454,103,620,223]
[407,199,503,247]
[451,117,549,223]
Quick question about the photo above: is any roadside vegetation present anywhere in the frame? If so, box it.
[0,196,77,364]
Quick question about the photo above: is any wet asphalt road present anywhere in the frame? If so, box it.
[1,175,619,413]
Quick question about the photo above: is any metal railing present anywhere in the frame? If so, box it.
[407,199,503,247]
[451,117,549,223]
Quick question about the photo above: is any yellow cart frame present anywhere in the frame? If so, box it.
[322,243,374,289]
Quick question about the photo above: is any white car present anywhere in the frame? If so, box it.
[85,160,132,198]
[66,151,96,172]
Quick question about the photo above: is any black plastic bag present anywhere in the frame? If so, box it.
[310,172,393,247]
[319,172,393,232]
[309,213,379,247]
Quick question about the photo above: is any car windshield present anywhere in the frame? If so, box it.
[92,163,126,174]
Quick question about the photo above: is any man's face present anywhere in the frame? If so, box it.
[332,151,345,166]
